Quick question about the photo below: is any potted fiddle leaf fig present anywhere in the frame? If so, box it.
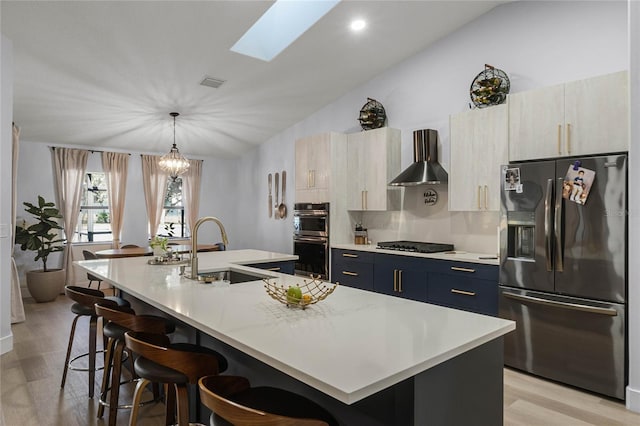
[15,196,66,302]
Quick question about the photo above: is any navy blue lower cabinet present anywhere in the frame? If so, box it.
[331,249,374,291]
[246,261,295,275]
[427,261,498,316]
[373,254,428,302]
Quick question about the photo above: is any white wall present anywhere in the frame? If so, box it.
[0,35,14,354]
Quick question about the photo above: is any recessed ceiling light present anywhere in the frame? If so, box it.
[350,19,366,31]
[231,0,341,62]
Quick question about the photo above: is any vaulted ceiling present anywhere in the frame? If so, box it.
[2,1,505,158]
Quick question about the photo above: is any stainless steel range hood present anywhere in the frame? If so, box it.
[389,129,448,186]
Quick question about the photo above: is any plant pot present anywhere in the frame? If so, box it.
[26,269,66,303]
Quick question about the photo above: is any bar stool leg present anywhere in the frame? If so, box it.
[97,336,116,418]
[165,383,176,426]
[108,339,125,426]
[175,384,189,426]
[88,316,98,398]
[61,315,80,389]
[128,377,150,426]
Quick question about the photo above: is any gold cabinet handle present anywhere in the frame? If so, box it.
[566,123,571,154]
[484,185,488,210]
[361,190,366,210]
[364,190,368,210]
[557,124,562,155]
[266,267,281,271]
[450,266,476,273]
[307,170,311,188]
[342,271,358,276]
[393,269,398,292]
[342,253,359,258]
[451,288,476,297]
[477,186,482,210]
[397,269,403,293]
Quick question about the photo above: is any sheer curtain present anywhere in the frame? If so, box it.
[102,152,129,249]
[182,159,203,236]
[11,123,25,323]
[141,155,168,238]
[53,147,88,287]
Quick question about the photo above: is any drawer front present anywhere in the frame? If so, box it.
[428,273,498,316]
[246,261,295,275]
[428,260,498,281]
[332,256,374,291]
[332,248,375,264]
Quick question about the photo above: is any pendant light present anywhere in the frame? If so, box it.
[159,112,190,180]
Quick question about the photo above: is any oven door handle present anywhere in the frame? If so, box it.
[294,236,328,244]
[293,211,328,217]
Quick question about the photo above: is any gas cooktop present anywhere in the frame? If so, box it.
[376,240,454,254]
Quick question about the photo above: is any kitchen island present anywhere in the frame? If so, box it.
[76,249,515,425]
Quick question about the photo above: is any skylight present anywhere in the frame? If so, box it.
[231,0,341,62]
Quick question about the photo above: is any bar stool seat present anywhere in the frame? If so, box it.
[199,375,338,426]
[125,331,228,426]
[61,286,130,399]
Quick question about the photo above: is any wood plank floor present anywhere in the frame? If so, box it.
[2,294,640,425]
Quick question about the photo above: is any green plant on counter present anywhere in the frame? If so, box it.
[150,235,168,251]
[14,195,66,272]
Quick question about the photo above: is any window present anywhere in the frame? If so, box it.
[156,177,186,238]
[75,172,112,242]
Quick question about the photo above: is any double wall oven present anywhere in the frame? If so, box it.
[293,203,329,280]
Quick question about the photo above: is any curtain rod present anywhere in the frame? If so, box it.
[49,146,131,155]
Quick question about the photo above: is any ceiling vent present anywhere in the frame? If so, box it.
[200,76,226,89]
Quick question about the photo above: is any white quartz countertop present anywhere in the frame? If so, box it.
[75,249,513,404]
[332,243,500,266]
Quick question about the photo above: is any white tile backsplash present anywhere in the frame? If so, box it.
[359,185,499,254]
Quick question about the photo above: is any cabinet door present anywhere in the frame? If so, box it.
[346,128,401,211]
[564,71,629,156]
[295,133,332,203]
[373,254,428,302]
[449,105,507,211]
[508,84,564,161]
[346,132,368,210]
[295,136,311,191]
[307,133,331,191]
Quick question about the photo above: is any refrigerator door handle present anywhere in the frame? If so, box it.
[502,291,618,316]
[545,178,554,271]
[554,177,564,272]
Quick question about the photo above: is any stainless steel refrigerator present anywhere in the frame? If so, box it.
[499,154,627,400]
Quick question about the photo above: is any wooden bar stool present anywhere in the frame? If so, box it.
[82,250,103,289]
[198,375,338,426]
[94,301,176,426]
[124,331,229,426]
[61,286,130,398]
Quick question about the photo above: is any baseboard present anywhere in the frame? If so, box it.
[627,385,640,413]
[0,332,13,355]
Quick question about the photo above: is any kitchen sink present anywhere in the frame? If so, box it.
[196,269,267,284]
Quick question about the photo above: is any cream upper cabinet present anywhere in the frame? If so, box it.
[295,132,345,203]
[563,71,629,156]
[346,127,401,211]
[449,104,508,211]
[509,71,629,161]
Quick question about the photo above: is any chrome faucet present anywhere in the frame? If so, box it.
[189,216,229,279]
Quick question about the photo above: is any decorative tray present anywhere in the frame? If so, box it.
[147,257,188,266]
[263,275,338,309]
